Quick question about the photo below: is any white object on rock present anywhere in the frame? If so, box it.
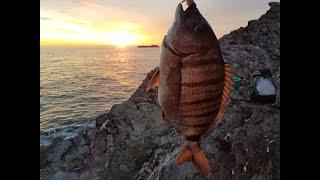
[256,77,276,95]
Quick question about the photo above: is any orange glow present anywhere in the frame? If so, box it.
[40,9,152,47]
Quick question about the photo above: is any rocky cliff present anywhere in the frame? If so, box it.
[40,2,280,180]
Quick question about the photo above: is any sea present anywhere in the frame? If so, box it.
[40,46,160,146]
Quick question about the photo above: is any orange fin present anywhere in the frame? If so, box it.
[145,67,160,92]
[202,61,233,139]
[175,146,192,165]
[175,142,212,175]
[193,149,212,175]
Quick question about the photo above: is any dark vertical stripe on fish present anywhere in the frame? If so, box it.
[182,58,224,68]
[182,121,213,128]
[182,108,219,118]
[181,100,220,114]
[185,135,202,142]
[180,92,222,105]
[181,77,224,88]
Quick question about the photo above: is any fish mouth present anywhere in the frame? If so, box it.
[180,1,190,12]
[178,2,197,15]
[177,2,202,33]
[169,2,215,55]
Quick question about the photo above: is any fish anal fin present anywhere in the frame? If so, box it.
[145,67,160,92]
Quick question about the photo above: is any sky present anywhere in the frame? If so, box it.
[40,0,280,46]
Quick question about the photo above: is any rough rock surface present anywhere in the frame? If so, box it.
[40,2,280,180]
[220,2,280,104]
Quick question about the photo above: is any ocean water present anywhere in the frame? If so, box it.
[40,46,160,145]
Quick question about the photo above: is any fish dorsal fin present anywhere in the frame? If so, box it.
[145,66,160,92]
[201,61,233,140]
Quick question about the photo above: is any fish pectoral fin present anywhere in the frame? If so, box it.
[202,61,233,139]
[145,67,160,92]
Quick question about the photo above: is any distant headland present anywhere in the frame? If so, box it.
[137,45,159,48]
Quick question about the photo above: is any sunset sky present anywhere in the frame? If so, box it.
[40,0,280,47]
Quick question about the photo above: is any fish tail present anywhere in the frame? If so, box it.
[175,146,192,164]
[192,147,212,175]
[175,141,212,175]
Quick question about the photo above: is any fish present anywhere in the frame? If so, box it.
[145,1,233,175]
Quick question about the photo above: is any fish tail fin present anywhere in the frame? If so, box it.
[192,147,212,175]
[175,146,192,164]
[175,142,212,175]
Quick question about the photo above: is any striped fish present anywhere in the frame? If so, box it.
[145,2,233,175]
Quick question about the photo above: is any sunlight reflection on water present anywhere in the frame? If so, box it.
[40,46,160,136]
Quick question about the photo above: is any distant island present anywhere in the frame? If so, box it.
[137,45,159,48]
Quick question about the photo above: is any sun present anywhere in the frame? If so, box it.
[102,31,145,47]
